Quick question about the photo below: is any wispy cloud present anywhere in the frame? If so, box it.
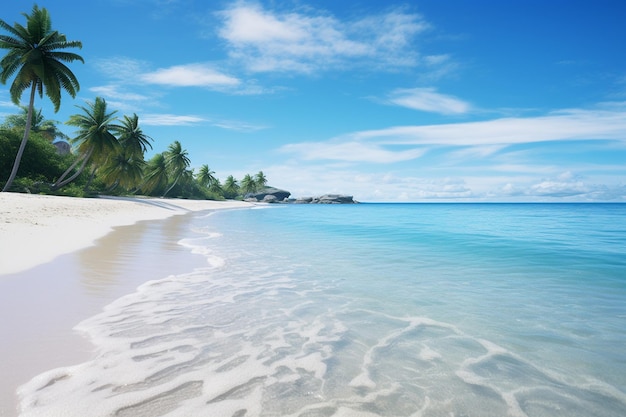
[90,85,150,102]
[140,113,267,131]
[94,57,241,89]
[141,113,205,126]
[141,64,240,88]
[352,108,626,147]
[281,140,426,163]
[386,87,471,114]
[92,57,150,81]
[216,2,432,74]
[281,106,626,164]
[210,118,268,132]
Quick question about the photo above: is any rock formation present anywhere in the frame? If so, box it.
[244,187,291,203]
[245,188,357,204]
[295,194,357,204]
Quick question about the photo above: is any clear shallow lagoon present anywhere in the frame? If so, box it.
[19,203,626,416]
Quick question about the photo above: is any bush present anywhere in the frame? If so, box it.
[0,129,74,190]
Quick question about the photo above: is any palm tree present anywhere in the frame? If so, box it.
[162,140,190,197]
[52,97,119,189]
[223,175,240,198]
[241,174,257,195]
[113,113,152,158]
[98,147,146,191]
[2,106,69,142]
[197,164,217,188]
[208,178,223,195]
[0,5,83,192]
[255,170,268,190]
[141,153,169,195]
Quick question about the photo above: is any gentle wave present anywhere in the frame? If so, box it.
[18,204,626,416]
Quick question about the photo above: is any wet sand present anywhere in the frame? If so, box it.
[0,194,252,416]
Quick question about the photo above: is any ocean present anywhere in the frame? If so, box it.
[18,203,626,416]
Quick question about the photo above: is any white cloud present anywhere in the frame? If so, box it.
[93,57,149,81]
[216,3,430,73]
[352,108,626,147]
[281,140,426,163]
[387,87,471,114]
[210,118,268,132]
[280,107,626,164]
[141,113,205,126]
[90,85,150,102]
[141,64,240,87]
[262,158,626,202]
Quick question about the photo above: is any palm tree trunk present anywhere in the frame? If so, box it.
[162,174,180,198]
[2,83,37,192]
[52,155,82,188]
[84,166,97,193]
[107,179,120,193]
[52,147,94,190]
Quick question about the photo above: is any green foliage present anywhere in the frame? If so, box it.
[0,129,71,191]
[141,152,169,195]
[240,174,257,195]
[255,171,267,189]
[53,97,120,190]
[222,175,240,199]
[2,106,69,142]
[0,4,83,111]
[0,4,83,191]
[113,113,152,158]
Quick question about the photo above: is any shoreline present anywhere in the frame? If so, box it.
[0,193,252,276]
[0,193,252,417]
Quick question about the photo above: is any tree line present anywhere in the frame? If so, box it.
[0,104,270,199]
[0,4,268,200]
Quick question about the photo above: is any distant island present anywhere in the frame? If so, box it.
[244,187,358,204]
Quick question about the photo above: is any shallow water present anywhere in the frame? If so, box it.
[18,204,626,416]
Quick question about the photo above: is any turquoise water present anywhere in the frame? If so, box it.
[19,204,626,416]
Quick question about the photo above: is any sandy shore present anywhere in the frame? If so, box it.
[0,193,252,416]
[0,193,252,276]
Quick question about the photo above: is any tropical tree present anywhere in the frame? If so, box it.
[223,175,239,199]
[2,106,69,142]
[196,164,217,188]
[0,128,69,187]
[241,173,257,195]
[141,153,169,195]
[255,170,268,190]
[98,147,146,191]
[113,113,152,158]
[0,5,83,192]
[208,178,223,195]
[162,140,190,197]
[52,97,119,190]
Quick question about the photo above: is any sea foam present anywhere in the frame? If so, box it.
[18,204,626,416]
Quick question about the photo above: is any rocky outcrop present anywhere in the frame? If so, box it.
[244,187,291,203]
[312,194,357,204]
[294,194,357,204]
[53,141,71,155]
[245,188,357,204]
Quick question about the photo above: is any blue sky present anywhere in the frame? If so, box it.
[1,0,625,201]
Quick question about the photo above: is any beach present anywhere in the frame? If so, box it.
[0,193,252,276]
[0,193,251,417]
[1,200,625,416]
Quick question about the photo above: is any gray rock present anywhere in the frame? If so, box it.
[315,194,356,204]
[245,187,291,203]
[53,141,71,155]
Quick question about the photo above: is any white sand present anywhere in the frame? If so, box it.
[0,193,252,276]
[0,192,253,417]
